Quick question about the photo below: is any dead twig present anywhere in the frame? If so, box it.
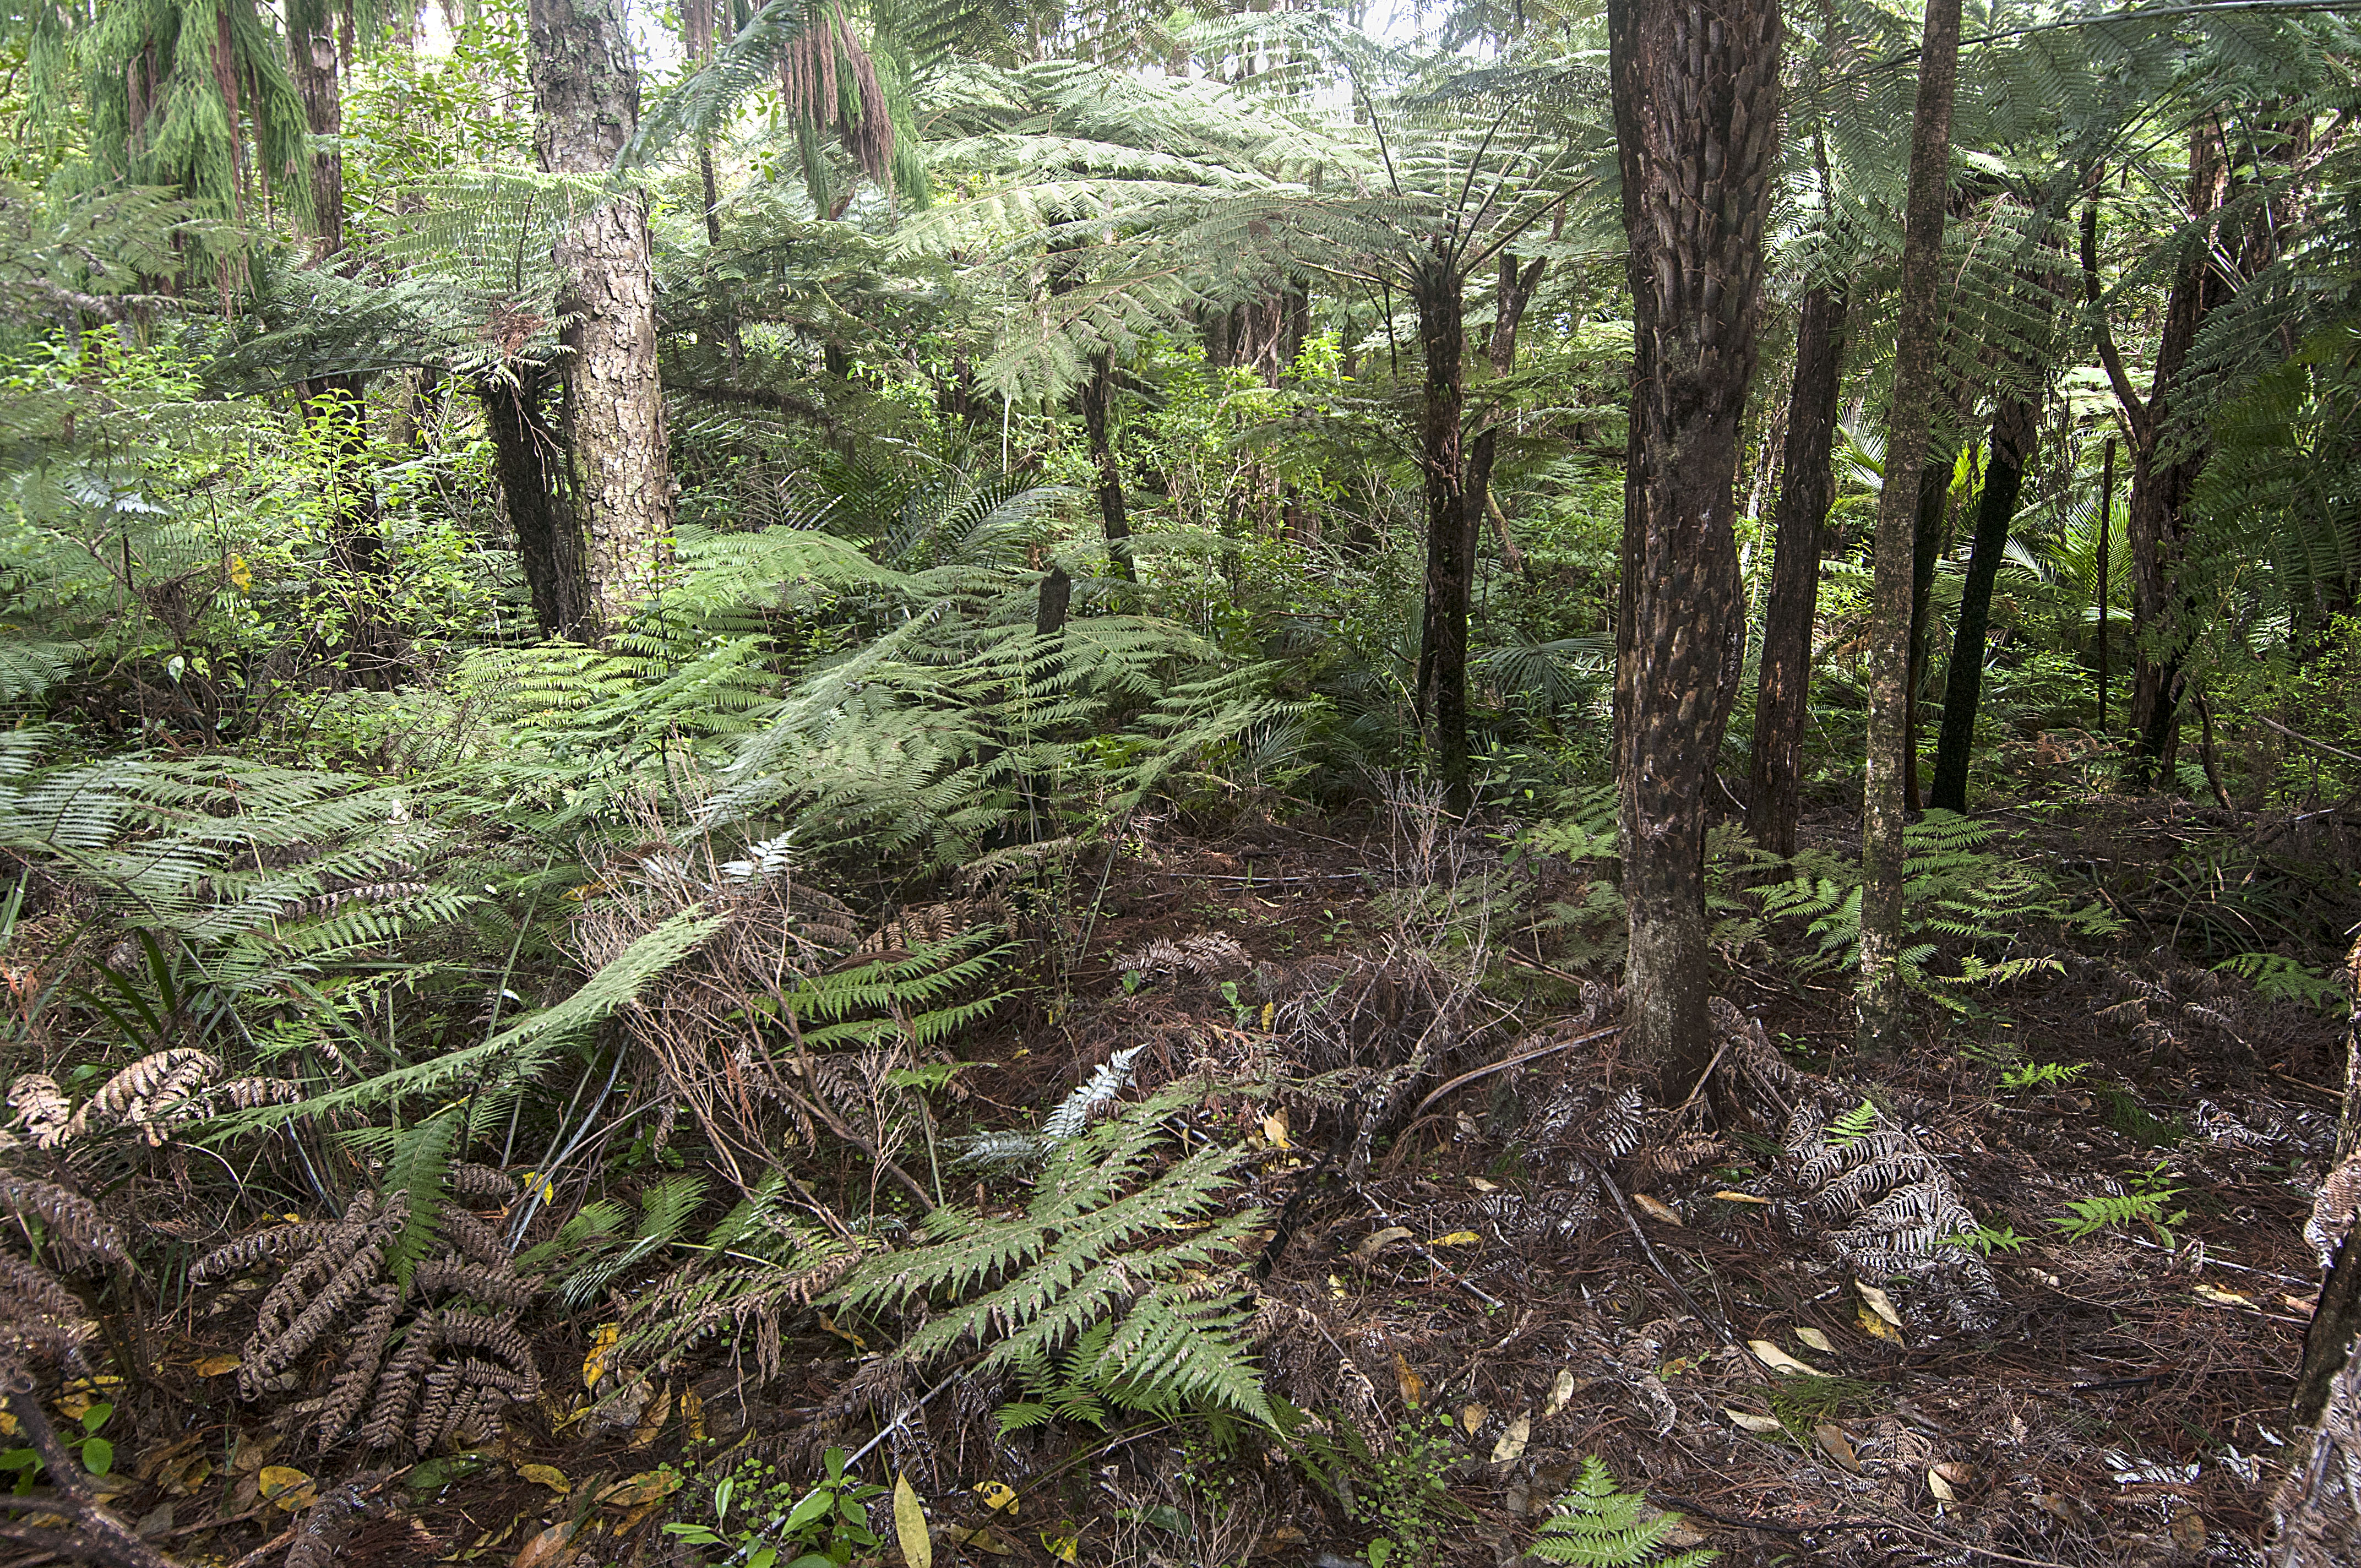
[1353,1183,1503,1309]
[1407,1026,1622,1121]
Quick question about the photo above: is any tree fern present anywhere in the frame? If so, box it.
[1530,1457,1713,1568]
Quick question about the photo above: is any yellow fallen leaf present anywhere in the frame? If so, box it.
[258,1466,315,1510]
[1259,1002,1275,1031]
[1459,1402,1487,1436]
[597,1469,679,1509]
[1544,1368,1577,1418]
[1633,1193,1681,1225]
[681,1389,706,1444]
[1353,1226,1413,1265]
[517,1464,569,1495]
[1261,1110,1291,1149]
[1749,1341,1824,1377]
[1794,1327,1836,1355]
[1041,1525,1080,1562]
[630,1381,672,1449]
[950,1525,1014,1555]
[1467,1175,1500,1193]
[1855,1280,1904,1327]
[1712,1190,1771,1205]
[1857,1304,1903,1343]
[2193,1283,2258,1311]
[1328,1273,1347,1299]
[894,1473,931,1568]
[583,1324,617,1391]
[1928,1467,1956,1502]
[1726,1408,1784,1435]
[1489,1413,1531,1464]
[1394,1352,1426,1408]
[1813,1423,1862,1474]
[818,1313,869,1349]
[1426,1231,1482,1248]
[193,1354,242,1378]
[975,1480,1019,1516]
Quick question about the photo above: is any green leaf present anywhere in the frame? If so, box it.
[79,1437,112,1476]
[78,1402,112,1434]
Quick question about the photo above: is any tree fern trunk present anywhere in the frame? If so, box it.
[530,0,677,640]
[1748,283,1847,859]
[483,369,588,638]
[1930,391,2037,811]
[1859,0,1962,1057]
[1412,251,1472,796]
[1079,352,1135,585]
[1903,454,1956,812]
[1609,0,1782,1083]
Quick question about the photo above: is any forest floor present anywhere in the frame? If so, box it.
[71,799,2354,1568]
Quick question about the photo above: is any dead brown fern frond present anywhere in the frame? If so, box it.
[0,1175,124,1265]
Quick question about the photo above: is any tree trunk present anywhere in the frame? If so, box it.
[1858,0,1963,1055]
[2096,434,2114,728]
[1929,392,2037,810]
[1747,284,1848,859]
[530,0,677,638]
[1465,252,1548,605]
[1412,249,1473,795]
[483,369,589,637]
[1609,0,1783,1085]
[1903,453,1955,811]
[2126,132,2230,780]
[1079,351,1135,584]
[286,1,344,260]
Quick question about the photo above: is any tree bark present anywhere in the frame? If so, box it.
[1078,351,1135,584]
[286,0,344,260]
[1412,248,1473,795]
[482,368,588,637]
[1747,284,1847,859]
[530,0,677,638]
[1903,453,1955,810]
[2083,130,2231,785]
[1465,252,1548,612]
[1929,392,2037,810]
[1609,0,1783,1085]
[1858,0,1962,1055]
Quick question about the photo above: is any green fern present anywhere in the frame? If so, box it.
[1529,1457,1714,1568]
[834,1088,1271,1424]
[759,930,1010,1052]
[2050,1164,2186,1244]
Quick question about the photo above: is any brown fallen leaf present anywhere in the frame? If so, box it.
[1633,1193,1681,1225]
[192,1354,241,1378]
[597,1469,680,1510]
[629,1381,672,1449]
[1794,1326,1836,1355]
[1811,1424,1861,1475]
[1353,1226,1414,1265]
[1490,1413,1531,1464]
[1928,1467,1956,1503]
[1544,1368,1577,1418]
[1394,1352,1426,1408]
[512,1522,578,1568]
[1459,1402,1488,1436]
[1854,1281,1905,1327]
[2170,1509,2206,1551]
[1725,1408,1783,1435]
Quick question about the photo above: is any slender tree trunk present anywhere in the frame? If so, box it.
[1609,0,1783,1084]
[1079,351,1135,584]
[1929,391,2038,810]
[1465,252,1548,601]
[1412,249,1473,795]
[530,0,677,638]
[1903,454,1955,810]
[286,1,344,260]
[1747,284,1847,858]
[2085,128,2231,786]
[482,369,588,636]
[1858,0,1962,1055]
[2096,434,2114,728]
